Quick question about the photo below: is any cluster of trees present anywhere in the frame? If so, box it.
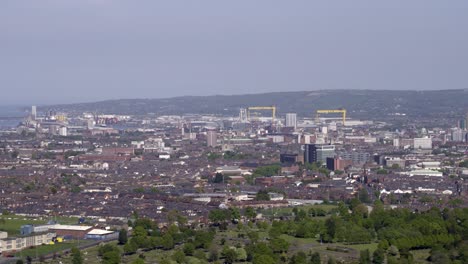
[70,196,468,264]
[252,164,281,177]
[208,207,257,226]
[117,217,217,263]
[303,162,331,176]
[261,198,468,263]
[459,160,468,168]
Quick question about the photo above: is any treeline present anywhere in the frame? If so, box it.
[76,198,467,264]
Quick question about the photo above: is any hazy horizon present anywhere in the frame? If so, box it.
[2,1,468,105]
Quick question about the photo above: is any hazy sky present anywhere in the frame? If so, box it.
[1,1,468,105]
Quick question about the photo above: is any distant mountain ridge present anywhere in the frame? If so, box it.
[44,89,468,119]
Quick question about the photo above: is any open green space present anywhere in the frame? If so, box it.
[0,215,47,236]
[0,214,79,236]
[15,242,79,258]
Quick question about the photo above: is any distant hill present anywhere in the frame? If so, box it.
[44,89,468,119]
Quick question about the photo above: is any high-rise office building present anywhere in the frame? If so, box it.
[207,130,218,147]
[285,113,297,129]
[452,128,465,142]
[304,144,335,164]
[239,108,248,122]
[31,106,37,120]
[459,119,467,130]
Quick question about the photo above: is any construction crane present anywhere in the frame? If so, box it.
[247,106,277,123]
[316,109,346,125]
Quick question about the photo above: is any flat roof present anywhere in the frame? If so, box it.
[48,224,93,231]
[86,229,116,235]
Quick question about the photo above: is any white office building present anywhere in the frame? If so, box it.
[285,113,297,129]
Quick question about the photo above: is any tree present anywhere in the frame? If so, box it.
[359,249,371,264]
[310,252,321,264]
[184,242,195,256]
[253,254,275,264]
[253,165,281,177]
[133,226,147,237]
[102,250,121,264]
[289,251,307,264]
[324,216,338,242]
[172,249,186,263]
[236,248,247,261]
[247,231,260,243]
[222,246,238,264]
[229,207,241,222]
[123,240,138,255]
[255,189,270,201]
[245,207,257,219]
[209,209,229,224]
[71,247,83,264]
[213,172,225,183]
[162,233,174,250]
[118,229,128,245]
[377,239,389,250]
[358,188,371,203]
[131,259,145,264]
[194,230,215,249]
[372,248,385,264]
[98,244,119,256]
[208,247,219,261]
[270,238,289,253]
[194,249,207,261]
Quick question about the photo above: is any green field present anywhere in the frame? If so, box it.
[0,215,79,236]
[0,215,47,236]
[15,242,79,258]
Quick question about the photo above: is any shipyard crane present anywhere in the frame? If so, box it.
[247,106,277,123]
[316,109,347,125]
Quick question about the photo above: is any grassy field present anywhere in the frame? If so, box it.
[0,214,81,236]
[0,215,47,236]
[411,249,431,264]
[42,241,174,264]
[15,242,80,258]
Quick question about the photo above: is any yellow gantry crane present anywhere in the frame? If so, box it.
[316,109,346,125]
[247,106,276,123]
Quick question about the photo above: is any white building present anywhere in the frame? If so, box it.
[413,137,432,149]
[31,106,37,120]
[285,113,297,129]
[0,232,56,253]
[59,126,68,136]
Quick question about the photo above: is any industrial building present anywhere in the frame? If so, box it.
[84,229,119,240]
[48,225,93,239]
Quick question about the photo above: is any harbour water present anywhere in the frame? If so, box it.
[0,106,27,129]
